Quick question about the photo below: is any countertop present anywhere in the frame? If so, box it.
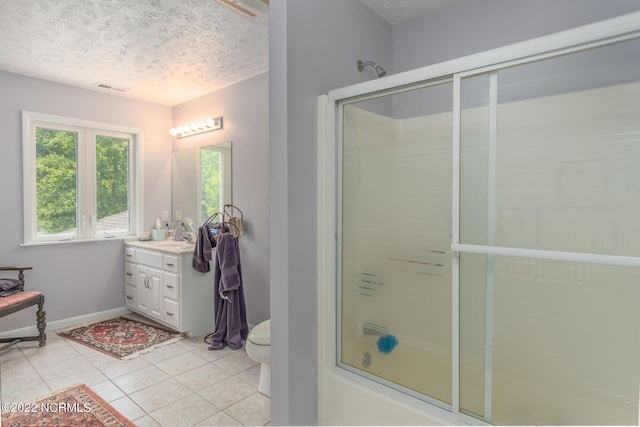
[125,238,196,254]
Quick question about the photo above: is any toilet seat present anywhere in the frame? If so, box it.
[248,319,270,346]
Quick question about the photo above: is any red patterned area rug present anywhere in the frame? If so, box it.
[1,384,135,427]
[58,316,183,359]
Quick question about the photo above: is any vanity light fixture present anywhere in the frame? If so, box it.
[170,117,223,139]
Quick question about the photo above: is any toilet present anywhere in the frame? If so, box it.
[245,319,271,397]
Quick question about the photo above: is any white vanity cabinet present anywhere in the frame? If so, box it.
[124,242,214,337]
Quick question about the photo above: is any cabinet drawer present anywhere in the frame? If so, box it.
[163,255,180,272]
[125,262,136,285]
[136,249,163,269]
[164,273,181,300]
[125,284,136,308]
[163,298,180,328]
[125,247,136,262]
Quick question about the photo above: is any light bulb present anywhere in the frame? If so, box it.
[169,128,178,136]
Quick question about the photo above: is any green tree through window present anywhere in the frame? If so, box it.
[36,128,77,234]
[34,126,132,238]
[96,135,130,231]
[200,148,222,221]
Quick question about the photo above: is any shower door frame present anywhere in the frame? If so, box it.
[318,10,640,425]
[334,77,456,413]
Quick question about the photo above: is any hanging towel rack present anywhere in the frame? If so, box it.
[223,204,244,237]
[223,203,244,219]
[201,204,244,238]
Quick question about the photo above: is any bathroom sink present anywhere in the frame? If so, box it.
[129,239,195,253]
[151,241,193,250]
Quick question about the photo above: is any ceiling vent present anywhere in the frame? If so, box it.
[217,0,269,17]
[93,83,128,92]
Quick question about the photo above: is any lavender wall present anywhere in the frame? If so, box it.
[172,72,270,325]
[392,0,640,74]
[269,0,393,424]
[0,70,171,331]
[390,0,640,120]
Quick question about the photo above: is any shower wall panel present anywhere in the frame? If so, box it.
[341,90,452,405]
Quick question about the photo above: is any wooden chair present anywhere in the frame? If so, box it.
[0,266,46,351]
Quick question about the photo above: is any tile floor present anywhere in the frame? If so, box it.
[0,315,270,426]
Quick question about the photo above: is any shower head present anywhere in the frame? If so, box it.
[357,60,387,78]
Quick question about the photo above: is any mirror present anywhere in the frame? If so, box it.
[171,142,232,229]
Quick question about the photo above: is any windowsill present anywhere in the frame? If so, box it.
[21,235,143,247]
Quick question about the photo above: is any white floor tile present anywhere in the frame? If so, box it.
[197,411,244,426]
[90,380,126,402]
[212,350,257,375]
[149,392,220,426]
[111,364,170,394]
[128,378,192,413]
[133,414,163,427]
[110,395,147,421]
[175,363,232,392]
[235,364,261,388]
[142,342,188,364]
[225,392,271,426]
[198,376,257,410]
[156,351,208,377]
[0,316,270,426]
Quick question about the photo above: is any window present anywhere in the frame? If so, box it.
[23,111,142,244]
[199,145,233,224]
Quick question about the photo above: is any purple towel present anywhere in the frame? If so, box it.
[0,278,23,297]
[207,233,248,350]
[0,278,21,291]
[192,225,216,273]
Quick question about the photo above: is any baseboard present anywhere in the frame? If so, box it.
[0,307,132,338]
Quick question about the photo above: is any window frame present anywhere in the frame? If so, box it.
[22,111,144,245]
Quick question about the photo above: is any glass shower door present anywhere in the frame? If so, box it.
[339,81,453,406]
[458,37,640,425]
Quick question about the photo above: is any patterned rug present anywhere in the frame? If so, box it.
[58,316,183,359]
[1,384,135,426]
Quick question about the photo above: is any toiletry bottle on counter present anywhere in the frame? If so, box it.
[174,225,184,241]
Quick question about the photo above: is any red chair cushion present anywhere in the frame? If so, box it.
[0,291,43,310]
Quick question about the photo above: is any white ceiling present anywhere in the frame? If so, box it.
[360,0,460,25]
[0,1,456,107]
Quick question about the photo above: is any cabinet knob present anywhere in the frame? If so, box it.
[126,295,133,300]
[166,285,174,288]
[166,263,175,267]
[166,312,174,316]
[126,272,133,276]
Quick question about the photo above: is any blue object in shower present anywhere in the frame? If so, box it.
[377,334,398,354]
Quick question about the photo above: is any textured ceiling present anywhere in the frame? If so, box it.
[359,0,460,25]
[0,1,456,107]
[0,0,269,106]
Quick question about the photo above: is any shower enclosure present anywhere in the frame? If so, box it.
[321,13,640,425]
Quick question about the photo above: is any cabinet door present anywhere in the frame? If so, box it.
[136,266,152,316]
[147,267,163,320]
[136,266,163,320]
